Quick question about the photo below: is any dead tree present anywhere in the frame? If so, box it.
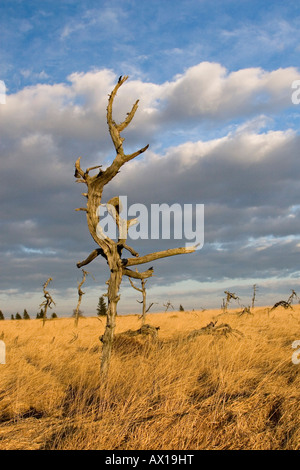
[74,269,90,327]
[74,76,197,379]
[251,284,257,309]
[223,291,240,313]
[128,277,155,325]
[270,290,300,313]
[186,320,244,341]
[163,301,174,312]
[40,278,55,326]
[287,289,300,305]
[129,277,147,325]
[270,300,293,312]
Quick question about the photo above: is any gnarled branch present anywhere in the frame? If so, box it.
[126,245,198,267]
[77,248,106,268]
[123,267,154,280]
[40,278,55,326]
[128,277,145,293]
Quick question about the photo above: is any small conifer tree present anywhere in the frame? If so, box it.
[97,296,107,316]
[36,309,43,319]
[15,313,22,320]
[23,309,30,320]
[0,311,4,320]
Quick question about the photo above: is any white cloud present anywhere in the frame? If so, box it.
[60,6,128,40]
[2,62,299,156]
[160,63,300,122]
[1,62,300,314]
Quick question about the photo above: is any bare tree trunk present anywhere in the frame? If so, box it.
[128,277,148,325]
[141,280,146,325]
[74,269,90,327]
[100,251,123,379]
[74,301,80,328]
[42,304,48,327]
[251,284,257,309]
[40,278,55,327]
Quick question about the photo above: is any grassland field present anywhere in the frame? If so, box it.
[0,305,300,450]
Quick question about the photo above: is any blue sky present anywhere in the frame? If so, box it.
[0,0,300,317]
[2,0,300,90]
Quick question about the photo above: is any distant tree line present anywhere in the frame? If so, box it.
[4,309,58,320]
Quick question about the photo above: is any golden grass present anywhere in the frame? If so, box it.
[1,305,300,450]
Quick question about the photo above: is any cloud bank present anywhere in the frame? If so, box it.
[1,62,300,315]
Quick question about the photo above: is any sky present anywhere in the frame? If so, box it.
[1,0,300,317]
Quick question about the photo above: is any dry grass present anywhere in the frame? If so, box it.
[1,305,300,450]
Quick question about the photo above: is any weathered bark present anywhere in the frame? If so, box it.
[100,247,123,377]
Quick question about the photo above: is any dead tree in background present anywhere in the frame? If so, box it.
[128,277,155,325]
[74,269,90,327]
[251,284,257,309]
[223,291,240,313]
[40,278,55,327]
[270,290,300,313]
[163,301,174,312]
[129,278,147,325]
[74,76,197,379]
[287,289,300,305]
